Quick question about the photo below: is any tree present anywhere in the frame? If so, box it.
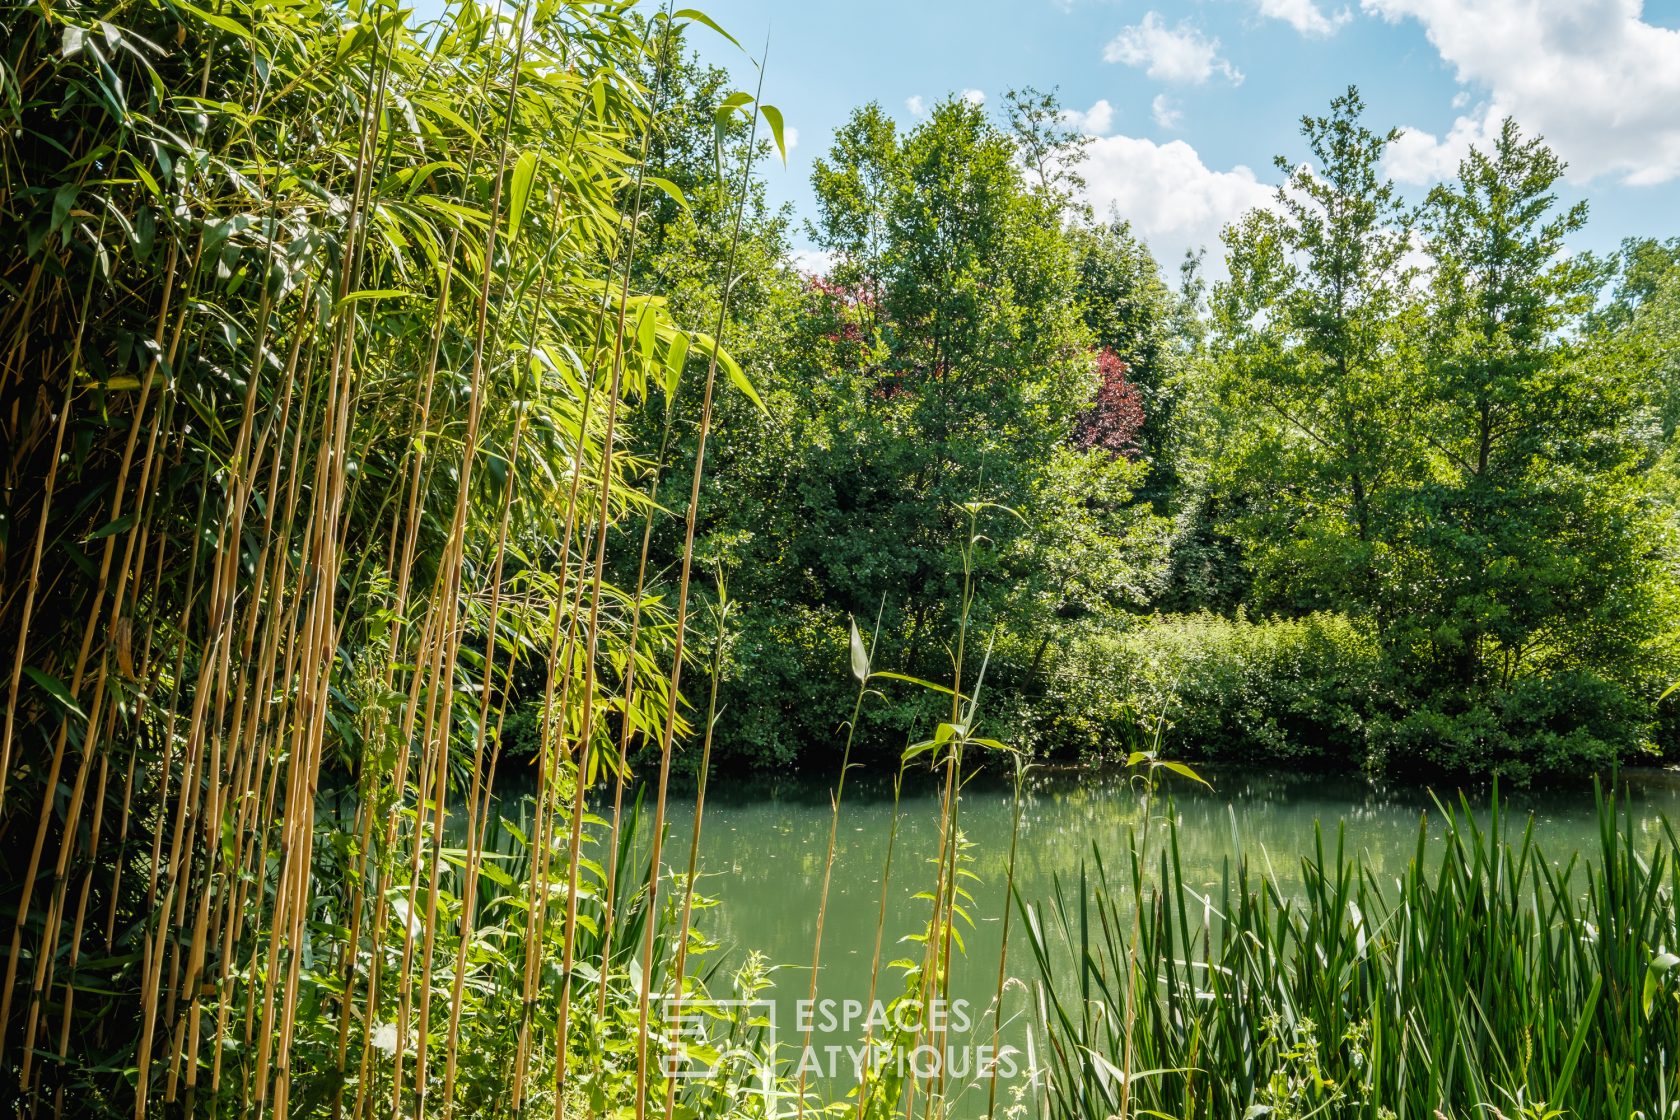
[1211,86,1417,617]
[664,94,1179,766]
[1210,98,1676,776]
[1071,218,1193,502]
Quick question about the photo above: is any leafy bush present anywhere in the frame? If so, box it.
[1024,611,1661,778]
[1023,611,1382,765]
[709,603,934,772]
[1367,670,1646,783]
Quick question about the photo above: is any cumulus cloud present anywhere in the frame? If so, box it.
[1062,98,1117,136]
[960,88,987,106]
[784,125,800,151]
[1384,110,1503,184]
[790,246,835,276]
[1364,0,1680,185]
[1104,13,1243,85]
[1079,133,1276,269]
[906,95,927,118]
[1151,94,1183,130]
[1256,0,1352,37]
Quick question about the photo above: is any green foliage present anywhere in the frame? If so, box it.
[1201,92,1679,777]
[1368,670,1642,781]
[1212,87,1418,616]
[645,91,1172,768]
[1070,218,1195,494]
[0,0,768,1111]
[1023,612,1380,764]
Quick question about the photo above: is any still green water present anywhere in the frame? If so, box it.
[651,764,1680,1113]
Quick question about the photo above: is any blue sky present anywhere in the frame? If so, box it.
[687,0,1680,275]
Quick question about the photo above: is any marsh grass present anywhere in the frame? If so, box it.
[1022,784,1680,1119]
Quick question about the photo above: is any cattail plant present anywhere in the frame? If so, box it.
[1021,783,1680,1119]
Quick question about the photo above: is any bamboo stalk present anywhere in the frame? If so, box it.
[631,43,769,1120]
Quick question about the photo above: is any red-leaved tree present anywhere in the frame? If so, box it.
[1073,348,1145,457]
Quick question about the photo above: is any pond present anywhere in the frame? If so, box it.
[648,763,1680,1115]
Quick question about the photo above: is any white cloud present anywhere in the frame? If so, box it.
[1384,110,1503,184]
[1151,94,1182,129]
[960,88,987,106]
[1364,0,1680,185]
[1080,133,1276,269]
[1104,12,1243,85]
[784,126,800,151]
[1256,0,1352,37]
[790,246,835,276]
[906,95,927,118]
[1062,98,1116,136]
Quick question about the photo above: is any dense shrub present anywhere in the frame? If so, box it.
[709,604,934,772]
[1022,612,1382,765]
[1021,611,1663,779]
[1367,670,1648,783]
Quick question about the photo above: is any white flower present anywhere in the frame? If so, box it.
[370,1022,399,1056]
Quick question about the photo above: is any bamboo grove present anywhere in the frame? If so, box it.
[0,0,788,1113]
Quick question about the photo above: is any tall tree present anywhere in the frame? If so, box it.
[679,95,1169,765]
[1211,87,1417,616]
[1378,119,1670,774]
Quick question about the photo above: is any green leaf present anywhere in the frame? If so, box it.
[506,150,538,242]
[672,8,741,49]
[174,0,254,41]
[333,290,412,315]
[869,671,959,698]
[51,183,77,235]
[758,104,788,166]
[86,513,136,541]
[23,667,85,720]
[1158,760,1210,788]
[849,618,870,683]
[689,331,765,415]
[646,175,688,210]
[713,91,753,150]
[634,305,657,361]
[902,740,938,763]
[662,333,691,398]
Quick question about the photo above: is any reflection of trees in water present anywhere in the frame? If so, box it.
[675,766,1680,964]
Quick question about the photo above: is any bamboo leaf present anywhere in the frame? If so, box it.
[647,175,688,209]
[85,513,136,540]
[689,330,765,415]
[673,8,742,49]
[713,91,753,151]
[333,290,413,314]
[759,103,787,166]
[23,667,85,720]
[507,149,538,241]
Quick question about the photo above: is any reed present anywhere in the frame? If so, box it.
[1021,783,1680,1119]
